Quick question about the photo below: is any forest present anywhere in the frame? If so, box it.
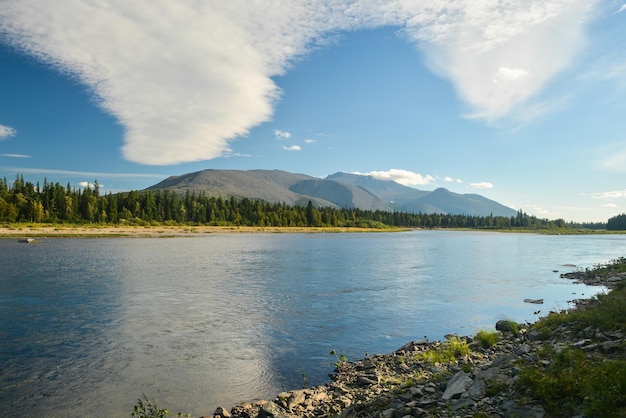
[0,175,608,230]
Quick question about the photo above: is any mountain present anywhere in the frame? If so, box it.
[147,169,517,217]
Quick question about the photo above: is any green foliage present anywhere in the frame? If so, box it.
[473,330,499,348]
[518,347,626,417]
[0,174,596,230]
[536,277,626,334]
[519,259,626,417]
[418,336,471,364]
[131,395,190,418]
[330,350,348,368]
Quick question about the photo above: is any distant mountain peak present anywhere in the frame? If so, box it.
[147,169,517,217]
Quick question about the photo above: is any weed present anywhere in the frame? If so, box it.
[474,330,499,348]
[330,350,348,368]
[130,394,190,418]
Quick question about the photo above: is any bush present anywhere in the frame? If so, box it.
[518,347,626,417]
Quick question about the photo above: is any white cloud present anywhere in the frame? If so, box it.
[443,176,463,183]
[364,169,434,186]
[470,182,494,189]
[591,190,626,199]
[274,129,292,139]
[304,139,315,144]
[617,4,626,14]
[283,145,301,151]
[0,125,17,139]
[0,153,30,158]
[406,0,594,121]
[0,1,599,164]
[78,181,102,189]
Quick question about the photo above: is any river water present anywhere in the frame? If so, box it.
[1,231,624,417]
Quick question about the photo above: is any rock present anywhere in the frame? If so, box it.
[451,398,475,411]
[501,400,545,418]
[356,374,378,387]
[286,390,306,410]
[467,378,486,398]
[395,340,430,353]
[524,298,544,304]
[442,371,473,400]
[213,406,231,417]
[258,401,289,418]
[496,320,518,333]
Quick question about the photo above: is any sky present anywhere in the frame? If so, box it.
[0,1,625,223]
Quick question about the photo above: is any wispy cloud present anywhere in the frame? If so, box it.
[0,1,599,164]
[274,129,292,139]
[363,169,434,186]
[283,145,301,151]
[304,139,315,144]
[0,166,166,178]
[0,153,30,158]
[590,190,626,199]
[0,125,17,139]
[470,182,494,189]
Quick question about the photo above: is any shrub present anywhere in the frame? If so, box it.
[518,347,626,417]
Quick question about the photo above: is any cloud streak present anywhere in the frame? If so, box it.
[0,166,166,178]
[0,153,30,158]
[470,182,494,189]
[0,1,600,164]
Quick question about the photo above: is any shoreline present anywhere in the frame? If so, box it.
[0,224,406,238]
[211,267,625,418]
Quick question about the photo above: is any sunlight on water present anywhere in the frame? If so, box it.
[0,231,623,416]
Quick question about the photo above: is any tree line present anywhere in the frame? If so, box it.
[607,214,626,231]
[0,174,603,230]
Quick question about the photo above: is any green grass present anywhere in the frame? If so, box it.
[473,330,500,348]
[418,336,471,364]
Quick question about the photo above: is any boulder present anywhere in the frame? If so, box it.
[442,371,473,400]
[495,320,518,333]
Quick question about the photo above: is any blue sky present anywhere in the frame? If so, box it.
[1,1,625,222]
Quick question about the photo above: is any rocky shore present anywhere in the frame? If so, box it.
[204,267,626,418]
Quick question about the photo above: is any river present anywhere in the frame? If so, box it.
[1,231,623,417]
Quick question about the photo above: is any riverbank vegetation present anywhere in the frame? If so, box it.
[0,175,611,231]
[517,257,626,417]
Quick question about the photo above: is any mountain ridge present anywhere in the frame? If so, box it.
[146,169,517,217]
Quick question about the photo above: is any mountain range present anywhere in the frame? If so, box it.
[147,169,517,217]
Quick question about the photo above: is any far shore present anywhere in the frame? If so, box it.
[0,224,409,238]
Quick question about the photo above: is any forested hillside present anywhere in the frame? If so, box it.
[0,175,601,230]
